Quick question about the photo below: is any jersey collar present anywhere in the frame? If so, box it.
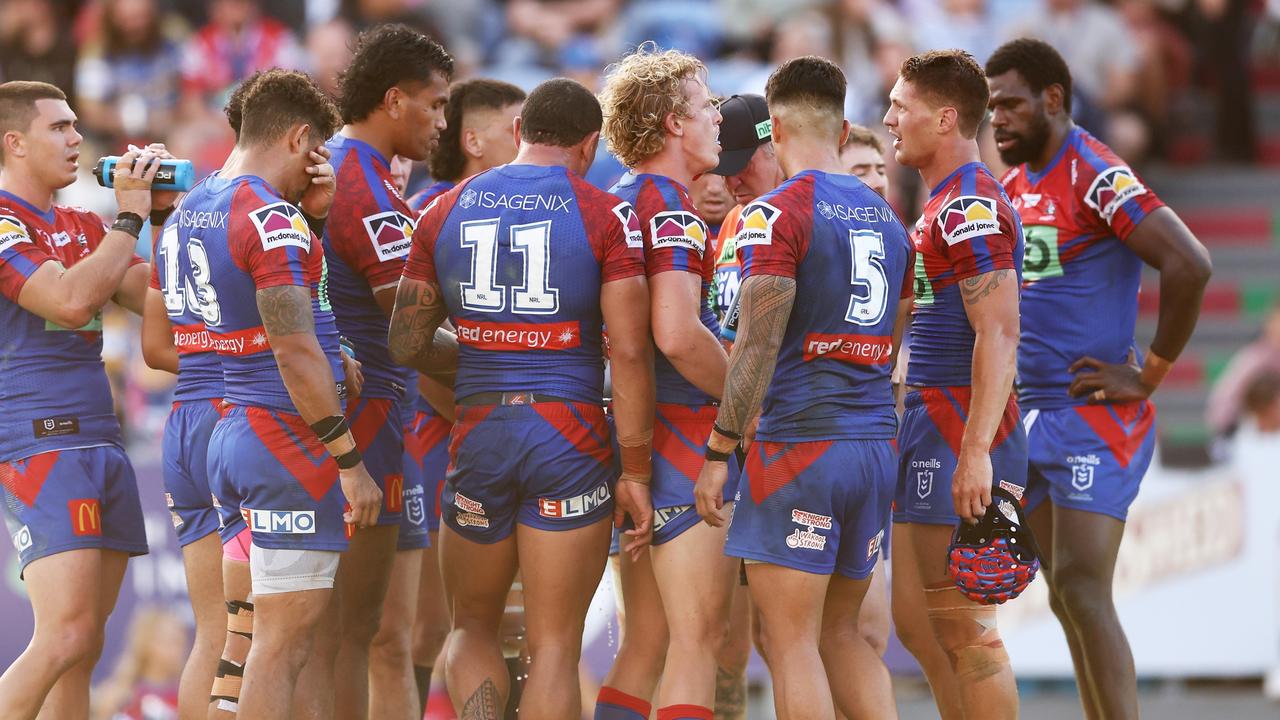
[0,189,56,225]
[929,161,985,198]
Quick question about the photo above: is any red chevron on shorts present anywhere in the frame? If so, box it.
[0,451,59,507]
[406,412,451,464]
[747,440,833,504]
[1075,399,1156,469]
[245,408,337,501]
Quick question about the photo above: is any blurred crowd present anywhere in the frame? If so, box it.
[0,0,1268,173]
[0,0,1274,450]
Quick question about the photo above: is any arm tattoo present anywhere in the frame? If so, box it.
[717,274,796,435]
[959,268,1012,306]
[256,285,314,337]
[714,665,747,720]
[458,678,501,720]
[387,280,453,374]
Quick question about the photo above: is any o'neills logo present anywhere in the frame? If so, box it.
[802,333,891,365]
[455,318,581,352]
[791,509,833,530]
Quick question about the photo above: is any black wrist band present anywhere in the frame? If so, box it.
[704,445,732,462]
[301,210,326,238]
[335,447,362,470]
[712,422,742,441]
[150,206,174,227]
[310,415,348,444]
[111,212,144,239]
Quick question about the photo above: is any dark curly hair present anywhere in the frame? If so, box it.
[900,49,989,139]
[521,78,602,149]
[224,70,265,139]
[765,56,846,117]
[985,38,1074,114]
[239,69,341,147]
[337,24,454,124]
[429,79,526,182]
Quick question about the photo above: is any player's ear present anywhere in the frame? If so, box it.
[664,109,683,138]
[512,116,522,148]
[287,123,311,155]
[579,130,601,170]
[937,106,958,136]
[837,118,851,148]
[463,127,483,159]
[1,130,24,160]
[1044,83,1066,116]
[384,85,405,120]
[769,114,784,145]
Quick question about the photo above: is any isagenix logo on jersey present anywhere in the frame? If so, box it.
[363,211,415,262]
[249,202,311,251]
[458,188,573,212]
[938,195,999,245]
[0,214,31,254]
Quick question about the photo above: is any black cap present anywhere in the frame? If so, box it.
[710,94,771,176]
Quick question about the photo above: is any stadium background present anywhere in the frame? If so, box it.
[1,0,1278,717]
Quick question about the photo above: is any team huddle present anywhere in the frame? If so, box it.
[0,22,1211,720]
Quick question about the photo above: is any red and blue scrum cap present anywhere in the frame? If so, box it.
[947,485,1041,605]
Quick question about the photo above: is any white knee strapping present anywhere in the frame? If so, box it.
[249,544,340,595]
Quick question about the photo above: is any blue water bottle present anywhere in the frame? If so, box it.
[94,156,195,191]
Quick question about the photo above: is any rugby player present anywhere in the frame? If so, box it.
[138,73,268,719]
[389,77,654,719]
[697,56,910,720]
[596,45,732,720]
[399,77,525,717]
[884,50,1025,720]
[303,25,452,720]
[840,125,888,197]
[198,68,383,718]
[0,81,168,720]
[986,38,1211,719]
[407,78,526,214]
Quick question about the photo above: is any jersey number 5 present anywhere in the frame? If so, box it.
[459,218,560,314]
[846,229,888,326]
[158,224,222,325]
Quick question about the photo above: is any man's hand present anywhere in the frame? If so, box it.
[134,142,181,212]
[694,459,731,527]
[613,476,653,560]
[112,147,162,217]
[952,447,993,524]
[340,347,364,401]
[1068,350,1149,404]
[299,147,336,219]
[339,464,383,529]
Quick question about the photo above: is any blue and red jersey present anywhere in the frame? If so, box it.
[407,180,455,216]
[736,171,912,441]
[322,134,415,400]
[150,179,225,402]
[402,164,645,403]
[908,162,1023,387]
[0,193,139,461]
[609,172,719,405]
[192,175,343,411]
[1002,127,1165,409]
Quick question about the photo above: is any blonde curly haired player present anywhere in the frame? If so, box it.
[596,44,734,720]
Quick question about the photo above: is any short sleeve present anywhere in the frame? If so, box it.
[932,191,1017,281]
[598,201,647,283]
[230,194,315,290]
[736,181,812,280]
[900,240,915,300]
[402,190,453,286]
[638,183,709,277]
[328,161,414,290]
[1079,163,1165,242]
[0,218,53,302]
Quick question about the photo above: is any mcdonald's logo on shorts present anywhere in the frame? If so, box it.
[68,498,102,536]
[385,474,404,513]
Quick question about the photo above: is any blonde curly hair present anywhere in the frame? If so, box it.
[599,44,707,169]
